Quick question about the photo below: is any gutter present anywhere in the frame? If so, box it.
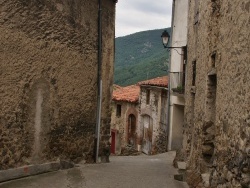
[167,0,175,151]
[95,0,102,163]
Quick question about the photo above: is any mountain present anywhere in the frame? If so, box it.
[114,28,171,86]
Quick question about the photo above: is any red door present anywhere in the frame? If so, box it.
[111,131,116,154]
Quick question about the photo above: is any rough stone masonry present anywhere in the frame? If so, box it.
[0,0,116,170]
[183,0,250,187]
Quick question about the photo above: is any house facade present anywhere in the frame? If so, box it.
[111,76,168,155]
[0,0,116,170]
[167,0,188,151]
[138,76,168,155]
[183,0,250,187]
[111,85,140,154]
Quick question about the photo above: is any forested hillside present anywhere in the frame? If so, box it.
[114,28,171,86]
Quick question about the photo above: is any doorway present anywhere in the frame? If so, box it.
[128,114,136,147]
[142,115,153,154]
[111,130,116,154]
[171,104,184,150]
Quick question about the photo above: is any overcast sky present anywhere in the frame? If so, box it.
[115,0,173,37]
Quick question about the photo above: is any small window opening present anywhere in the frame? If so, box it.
[146,90,150,104]
[116,104,121,117]
[211,53,216,68]
[182,47,187,88]
[192,61,196,86]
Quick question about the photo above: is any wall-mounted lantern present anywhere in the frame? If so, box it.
[161,30,170,48]
[161,30,182,49]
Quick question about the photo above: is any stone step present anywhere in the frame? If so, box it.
[177,161,187,170]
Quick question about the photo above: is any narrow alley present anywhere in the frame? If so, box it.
[0,152,188,188]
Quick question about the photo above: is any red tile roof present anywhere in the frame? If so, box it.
[112,76,168,103]
[112,85,140,103]
[138,76,168,87]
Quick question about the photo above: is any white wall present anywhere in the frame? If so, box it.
[168,0,188,150]
[170,0,188,73]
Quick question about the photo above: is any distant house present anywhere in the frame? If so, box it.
[111,76,168,155]
[138,76,168,155]
[111,85,140,154]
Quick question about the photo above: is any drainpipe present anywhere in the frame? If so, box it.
[167,0,175,151]
[95,0,102,163]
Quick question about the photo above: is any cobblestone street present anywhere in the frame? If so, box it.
[0,151,188,188]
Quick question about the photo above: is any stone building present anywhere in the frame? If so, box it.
[111,85,140,155]
[138,76,168,155]
[0,0,116,170]
[182,0,250,187]
[111,76,168,155]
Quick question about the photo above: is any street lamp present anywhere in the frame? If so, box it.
[161,29,184,151]
[161,30,182,49]
[161,30,170,48]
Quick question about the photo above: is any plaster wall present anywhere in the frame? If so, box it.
[110,101,139,154]
[139,86,168,154]
[184,0,250,187]
[0,0,116,169]
[171,104,184,150]
[171,96,185,106]
[170,0,188,72]
[168,0,188,151]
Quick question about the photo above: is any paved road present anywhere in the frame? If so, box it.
[0,151,189,188]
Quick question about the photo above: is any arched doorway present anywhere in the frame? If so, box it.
[128,114,136,147]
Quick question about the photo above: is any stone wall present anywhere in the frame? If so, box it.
[0,0,116,169]
[139,86,168,154]
[110,101,139,154]
[184,0,250,187]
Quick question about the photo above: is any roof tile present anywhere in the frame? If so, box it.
[112,85,140,103]
[112,76,168,103]
[138,76,168,87]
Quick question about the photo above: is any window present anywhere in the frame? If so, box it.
[206,74,217,122]
[116,104,121,117]
[146,90,150,104]
[202,74,217,162]
[211,53,216,68]
[182,47,187,89]
[192,61,196,86]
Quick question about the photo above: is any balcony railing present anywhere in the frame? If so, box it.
[170,72,185,94]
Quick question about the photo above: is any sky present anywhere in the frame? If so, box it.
[115,0,173,37]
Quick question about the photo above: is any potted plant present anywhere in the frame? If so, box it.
[172,85,184,94]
